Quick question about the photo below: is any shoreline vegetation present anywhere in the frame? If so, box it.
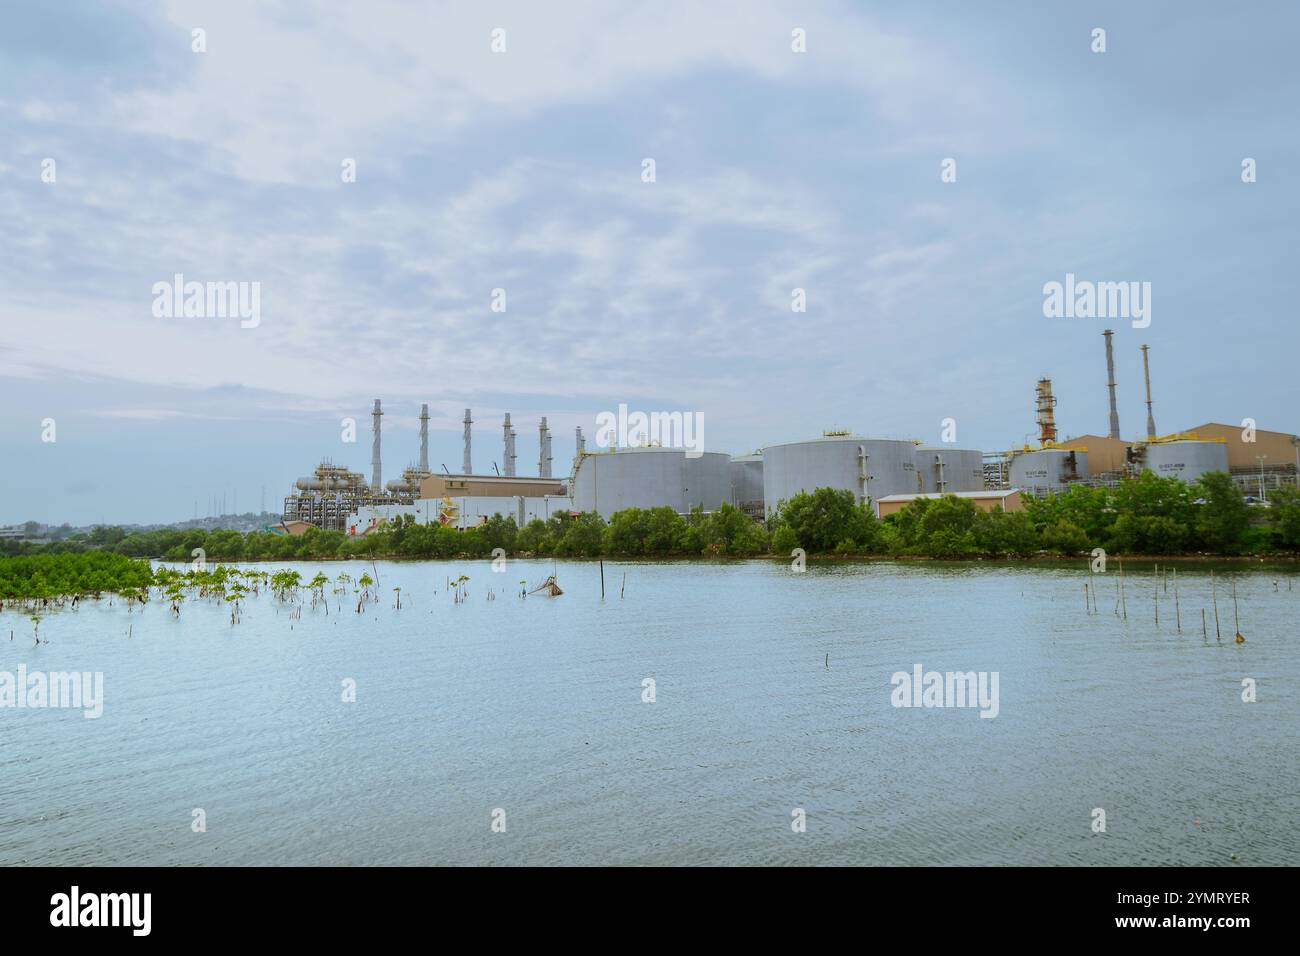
[3,475,1299,602]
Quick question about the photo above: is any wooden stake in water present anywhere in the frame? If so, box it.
[599,559,605,599]
[1212,570,1221,641]
[1119,557,1127,621]
[1173,567,1181,633]
[1154,581,1159,625]
[621,572,626,599]
[1232,577,1245,643]
[1201,607,1207,640]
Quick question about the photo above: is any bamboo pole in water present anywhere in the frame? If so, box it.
[1232,577,1243,642]
[1119,557,1127,620]
[1154,580,1159,625]
[599,559,605,599]
[1201,607,1207,639]
[1212,571,1221,641]
[1173,567,1181,632]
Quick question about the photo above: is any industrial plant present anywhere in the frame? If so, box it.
[279,335,1298,534]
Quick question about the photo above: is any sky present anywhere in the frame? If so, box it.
[2,0,1297,526]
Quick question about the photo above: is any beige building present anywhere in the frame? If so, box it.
[418,474,567,499]
[1185,423,1299,471]
[1056,435,1130,474]
[875,489,1023,518]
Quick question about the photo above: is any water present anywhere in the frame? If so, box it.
[1,559,1296,866]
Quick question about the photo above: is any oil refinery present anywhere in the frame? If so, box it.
[279,335,1298,534]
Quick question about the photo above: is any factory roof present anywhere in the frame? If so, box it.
[876,490,1020,503]
[418,474,567,499]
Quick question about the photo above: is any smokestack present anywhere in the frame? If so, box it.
[573,426,585,474]
[538,417,552,478]
[1103,330,1120,439]
[462,408,473,475]
[1141,344,1156,439]
[503,413,517,477]
[418,404,429,472]
[371,399,383,491]
[1035,378,1058,444]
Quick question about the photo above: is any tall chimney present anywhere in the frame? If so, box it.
[418,404,429,472]
[371,399,383,491]
[1141,344,1156,439]
[462,408,473,475]
[538,417,552,478]
[1035,378,1058,444]
[573,426,585,474]
[1103,330,1120,439]
[503,413,516,476]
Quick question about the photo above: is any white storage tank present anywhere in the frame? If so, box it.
[1142,440,1229,483]
[571,448,732,518]
[730,454,765,512]
[1009,448,1089,495]
[915,448,985,493]
[761,437,920,516]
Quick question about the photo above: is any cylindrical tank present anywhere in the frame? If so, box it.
[914,448,984,493]
[1142,440,1229,483]
[571,448,732,518]
[1009,448,1089,495]
[730,455,764,510]
[761,437,920,516]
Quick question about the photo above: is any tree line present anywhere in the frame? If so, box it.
[3,471,1299,564]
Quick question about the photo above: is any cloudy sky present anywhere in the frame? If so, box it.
[2,0,1296,525]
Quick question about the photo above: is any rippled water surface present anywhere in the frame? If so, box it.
[2,559,1296,866]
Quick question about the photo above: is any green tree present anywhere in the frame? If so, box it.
[557,512,606,557]
[1039,519,1090,555]
[1268,486,1300,550]
[1194,471,1250,554]
[777,488,879,553]
[972,510,1040,556]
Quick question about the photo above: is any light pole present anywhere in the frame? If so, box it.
[1256,455,1268,502]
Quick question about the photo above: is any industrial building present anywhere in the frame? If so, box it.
[285,402,573,533]
[995,333,1298,498]
[1129,435,1229,483]
[761,435,920,516]
[1185,422,1299,474]
[915,447,985,494]
[281,350,1298,534]
[730,454,764,517]
[876,490,1023,518]
[570,447,732,519]
[1056,435,1128,474]
[1007,447,1089,496]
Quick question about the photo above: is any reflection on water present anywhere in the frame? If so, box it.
[1,559,1296,865]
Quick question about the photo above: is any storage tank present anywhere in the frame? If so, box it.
[1009,448,1089,495]
[761,437,920,516]
[730,455,764,513]
[571,447,732,518]
[915,448,985,493]
[1142,440,1229,483]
